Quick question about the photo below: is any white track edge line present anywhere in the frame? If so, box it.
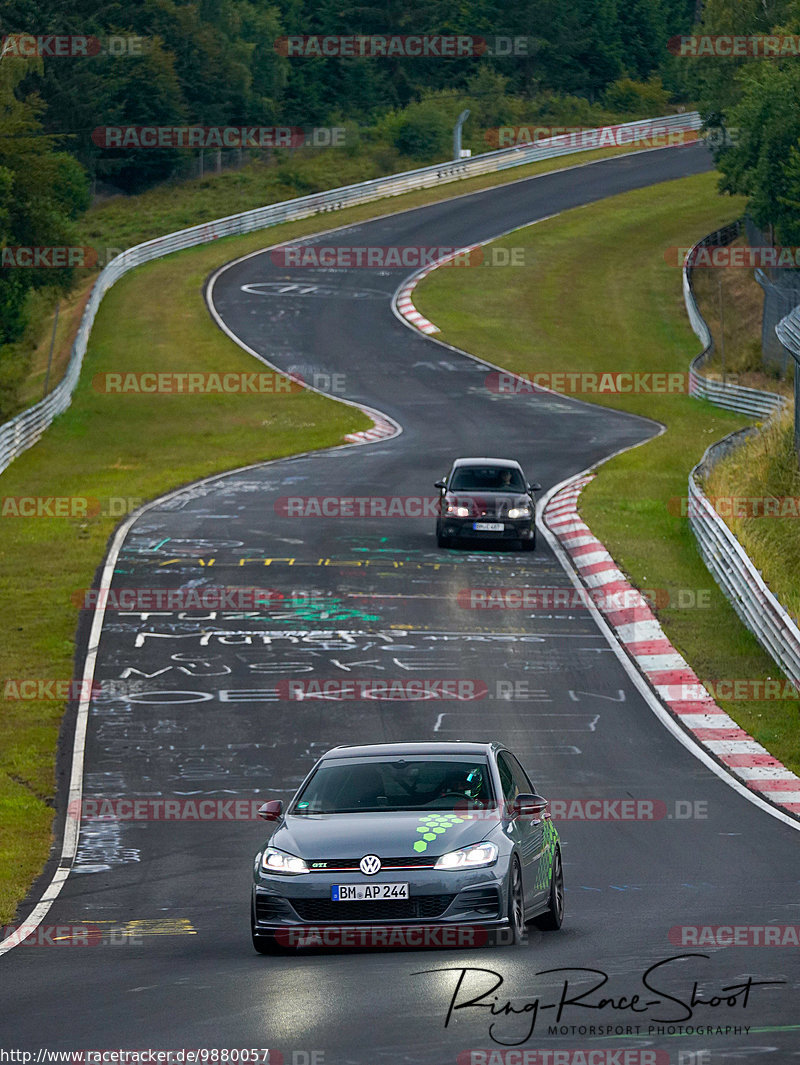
[0,142,709,957]
[1,302,404,957]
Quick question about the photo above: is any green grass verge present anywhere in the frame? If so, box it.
[691,238,793,395]
[4,141,647,423]
[81,138,669,254]
[704,405,800,624]
[685,241,800,641]
[415,170,800,777]
[0,242,369,924]
[0,138,685,923]
[7,137,679,423]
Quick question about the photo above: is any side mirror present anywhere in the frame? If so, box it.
[528,482,542,493]
[514,793,549,820]
[257,799,283,822]
[434,479,446,489]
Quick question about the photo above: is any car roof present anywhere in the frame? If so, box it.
[321,741,500,760]
[450,457,523,469]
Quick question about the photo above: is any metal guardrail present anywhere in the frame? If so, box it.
[776,306,800,351]
[689,438,800,690]
[689,371,786,417]
[683,221,787,418]
[684,225,800,690]
[0,112,701,476]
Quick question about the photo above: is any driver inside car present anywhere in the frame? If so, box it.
[438,766,487,807]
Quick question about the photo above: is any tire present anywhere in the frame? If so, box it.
[520,526,537,551]
[436,521,449,548]
[506,857,526,946]
[252,932,279,955]
[533,847,564,931]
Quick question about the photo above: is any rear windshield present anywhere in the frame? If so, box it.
[449,466,525,492]
[291,758,495,814]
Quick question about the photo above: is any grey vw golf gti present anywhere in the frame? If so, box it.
[251,741,564,952]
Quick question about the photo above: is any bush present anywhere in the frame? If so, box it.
[380,97,456,161]
[603,76,671,117]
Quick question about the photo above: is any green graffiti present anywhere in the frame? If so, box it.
[256,596,381,623]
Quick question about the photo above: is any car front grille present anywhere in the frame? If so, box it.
[288,894,456,923]
[307,856,436,871]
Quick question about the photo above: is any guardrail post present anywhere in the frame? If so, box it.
[453,109,470,161]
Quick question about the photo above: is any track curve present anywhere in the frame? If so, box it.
[4,144,800,1065]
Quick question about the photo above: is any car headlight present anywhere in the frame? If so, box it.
[446,504,470,517]
[507,506,531,519]
[435,841,498,869]
[260,847,309,875]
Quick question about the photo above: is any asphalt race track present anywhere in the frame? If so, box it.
[4,144,800,1065]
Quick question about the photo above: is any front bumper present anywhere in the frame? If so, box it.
[440,518,534,541]
[253,867,507,929]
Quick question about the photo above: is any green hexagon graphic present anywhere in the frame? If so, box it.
[412,811,470,854]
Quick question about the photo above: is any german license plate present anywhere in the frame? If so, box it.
[474,522,503,532]
[331,883,409,901]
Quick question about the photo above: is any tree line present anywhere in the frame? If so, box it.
[691,0,800,243]
[0,0,695,373]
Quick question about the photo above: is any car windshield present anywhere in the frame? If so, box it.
[291,758,495,814]
[449,466,525,492]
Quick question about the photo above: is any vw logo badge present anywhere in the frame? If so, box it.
[359,854,381,876]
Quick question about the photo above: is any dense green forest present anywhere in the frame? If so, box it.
[7,0,800,388]
[1,0,697,192]
[0,0,738,405]
[690,0,800,243]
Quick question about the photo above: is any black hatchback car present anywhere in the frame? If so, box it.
[251,741,563,953]
[435,457,540,549]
